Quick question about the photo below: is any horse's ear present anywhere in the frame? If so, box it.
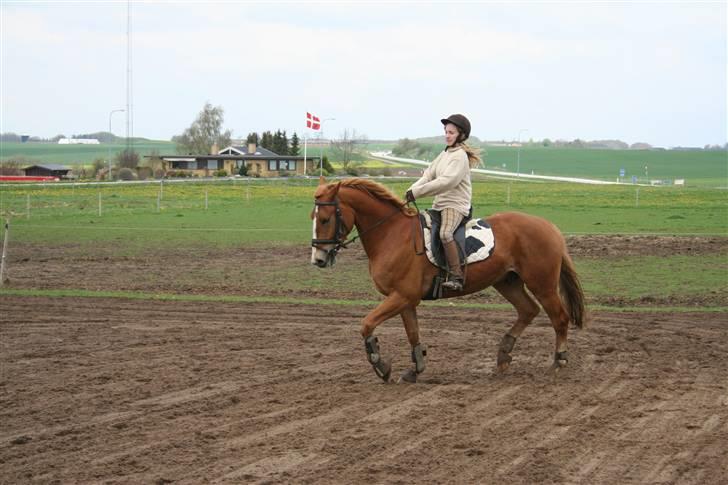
[333,182,341,195]
[318,176,327,186]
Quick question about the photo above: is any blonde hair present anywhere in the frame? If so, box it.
[461,142,482,168]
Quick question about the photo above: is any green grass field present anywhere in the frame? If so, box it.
[370,142,727,187]
[1,178,725,240]
[0,140,174,165]
[480,146,727,187]
[3,140,725,187]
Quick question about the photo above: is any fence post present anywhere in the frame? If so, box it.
[0,219,9,286]
[98,191,102,216]
[506,183,511,205]
[246,179,250,202]
[157,189,161,213]
[26,194,30,219]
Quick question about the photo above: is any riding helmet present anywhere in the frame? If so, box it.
[440,114,471,141]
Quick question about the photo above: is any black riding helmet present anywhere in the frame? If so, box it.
[440,114,471,142]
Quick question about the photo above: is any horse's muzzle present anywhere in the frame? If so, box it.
[311,248,336,268]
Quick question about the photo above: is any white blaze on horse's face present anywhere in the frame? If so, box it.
[311,205,334,267]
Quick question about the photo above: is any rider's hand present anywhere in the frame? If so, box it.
[405,190,416,203]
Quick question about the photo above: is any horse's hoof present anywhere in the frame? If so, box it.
[496,352,512,372]
[372,357,392,383]
[547,360,567,375]
[397,369,418,384]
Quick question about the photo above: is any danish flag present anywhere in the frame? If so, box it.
[306,112,321,130]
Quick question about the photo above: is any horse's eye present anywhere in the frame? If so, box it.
[321,218,330,225]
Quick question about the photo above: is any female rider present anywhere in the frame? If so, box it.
[405,114,481,291]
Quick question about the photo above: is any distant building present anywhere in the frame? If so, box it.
[154,143,319,178]
[23,164,72,179]
[58,138,100,145]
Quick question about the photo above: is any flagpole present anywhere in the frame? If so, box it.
[303,133,308,176]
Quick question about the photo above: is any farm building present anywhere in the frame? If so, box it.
[23,164,72,179]
[154,143,319,178]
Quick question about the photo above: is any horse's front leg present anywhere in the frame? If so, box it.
[361,293,410,382]
[398,306,426,383]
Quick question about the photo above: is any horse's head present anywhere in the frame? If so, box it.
[310,178,355,268]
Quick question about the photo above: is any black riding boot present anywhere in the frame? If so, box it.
[442,240,464,291]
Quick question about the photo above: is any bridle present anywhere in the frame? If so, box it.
[311,199,350,252]
[311,197,412,256]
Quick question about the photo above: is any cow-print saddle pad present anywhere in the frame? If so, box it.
[419,210,496,270]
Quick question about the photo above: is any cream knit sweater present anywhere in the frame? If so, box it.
[408,146,471,216]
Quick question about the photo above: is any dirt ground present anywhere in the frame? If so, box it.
[1,295,727,484]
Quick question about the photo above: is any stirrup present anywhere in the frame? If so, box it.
[442,278,463,291]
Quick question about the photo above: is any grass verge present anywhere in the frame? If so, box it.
[1,288,725,314]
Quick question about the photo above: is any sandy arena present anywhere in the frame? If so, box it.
[2,294,727,483]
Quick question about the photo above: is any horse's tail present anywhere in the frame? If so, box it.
[559,253,586,329]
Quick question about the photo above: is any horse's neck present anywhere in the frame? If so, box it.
[346,192,408,259]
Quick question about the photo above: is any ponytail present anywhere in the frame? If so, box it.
[461,142,482,168]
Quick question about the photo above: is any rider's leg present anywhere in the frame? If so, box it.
[440,208,464,291]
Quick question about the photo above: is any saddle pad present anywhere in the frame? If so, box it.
[421,212,495,268]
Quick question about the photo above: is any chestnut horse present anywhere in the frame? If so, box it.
[311,178,585,383]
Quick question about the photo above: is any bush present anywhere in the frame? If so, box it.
[137,167,152,180]
[118,167,137,181]
[0,159,24,175]
[214,169,228,177]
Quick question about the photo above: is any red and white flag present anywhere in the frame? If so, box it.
[306,112,321,130]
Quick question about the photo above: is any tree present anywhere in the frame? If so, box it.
[260,131,273,150]
[271,130,289,155]
[91,158,106,177]
[0,133,21,142]
[331,129,368,173]
[246,132,259,145]
[173,102,232,154]
[115,149,139,169]
[316,155,334,175]
[290,132,300,156]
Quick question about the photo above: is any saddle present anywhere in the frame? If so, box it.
[418,208,496,300]
[419,209,470,269]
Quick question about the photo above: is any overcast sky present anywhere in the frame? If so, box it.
[1,1,726,147]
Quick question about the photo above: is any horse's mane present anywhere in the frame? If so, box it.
[338,178,417,216]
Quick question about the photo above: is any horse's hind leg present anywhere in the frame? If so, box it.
[531,289,571,370]
[398,306,426,383]
[493,274,540,371]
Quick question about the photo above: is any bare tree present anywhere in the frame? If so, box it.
[331,129,367,174]
[173,102,232,155]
